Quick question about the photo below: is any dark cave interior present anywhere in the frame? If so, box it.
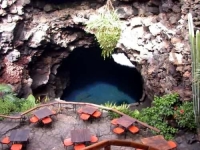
[59,47,144,105]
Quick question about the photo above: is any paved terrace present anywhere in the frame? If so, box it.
[0,102,199,150]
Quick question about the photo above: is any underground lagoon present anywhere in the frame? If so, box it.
[60,47,144,105]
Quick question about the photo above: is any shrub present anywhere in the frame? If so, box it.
[0,84,37,115]
[138,93,179,140]
[20,94,37,112]
[0,84,13,94]
[139,106,177,140]
[0,84,17,101]
[0,99,17,115]
[102,93,195,140]
[174,101,196,129]
[0,94,37,115]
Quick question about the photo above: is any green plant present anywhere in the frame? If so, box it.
[104,102,122,119]
[138,93,179,140]
[0,84,15,101]
[188,13,200,140]
[104,93,195,140]
[20,94,36,112]
[0,99,17,115]
[86,0,121,59]
[152,93,179,117]
[13,94,37,112]
[0,83,37,116]
[174,102,196,129]
[131,109,140,118]
[35,95,49,104]
[103,101,140,119]
[0,84,13,93]
[13,98,25,112]
[103,102,132,119]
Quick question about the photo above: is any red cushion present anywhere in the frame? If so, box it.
[74,144,85,150]
[42,117,52,124]
[64,138,73,146]
[11,144,22,150]
[80,113,90,120]
[1,137,10,144]
[113,127,125,134]
[90,135,98,143]
[129,126,139,134]
[92,111,102,118]
[168,140,177,148]
[111,118,118,125]
[30,116,39,123]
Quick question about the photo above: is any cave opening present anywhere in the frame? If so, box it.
[59,47,144,105]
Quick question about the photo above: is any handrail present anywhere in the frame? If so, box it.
[83,139,159,150]
[55,99,160,132]
[0,114,21,119]
[21,102,59,115]
[0,99,160,132]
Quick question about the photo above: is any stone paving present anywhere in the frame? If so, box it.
[0,105,200,150]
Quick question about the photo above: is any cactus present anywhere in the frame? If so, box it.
[188,13,200,140]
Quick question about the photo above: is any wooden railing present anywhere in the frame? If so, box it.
[0,99,160,132]
[83,139,158,150]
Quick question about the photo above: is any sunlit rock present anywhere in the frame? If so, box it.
[112,53,135,68]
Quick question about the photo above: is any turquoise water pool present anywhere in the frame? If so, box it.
[60,47,143,105]
[63,81,136,105]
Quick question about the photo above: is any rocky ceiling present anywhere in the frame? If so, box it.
[0,0,198,101]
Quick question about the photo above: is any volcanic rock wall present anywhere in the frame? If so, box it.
[0,0,199,101]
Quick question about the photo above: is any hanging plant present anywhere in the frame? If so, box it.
[86,0,122,59]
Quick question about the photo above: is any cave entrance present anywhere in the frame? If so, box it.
[60,47,143,105]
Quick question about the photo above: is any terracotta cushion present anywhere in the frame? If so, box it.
[64,138,73,146]
[129,126,139,134]
[90,135,98,143]
[74,144,86,150]
[113,127,125,134]
[30,116,39,123]
[92,111,102,118]
[42,117,52,124]
[1,136,10,144]
[111,118,118,125]
[167,140,177,149]
[11,144,22,150]
[80,113,90,120]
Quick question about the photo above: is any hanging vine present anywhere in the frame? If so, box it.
[86,0,122,59]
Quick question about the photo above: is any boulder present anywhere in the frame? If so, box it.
[116,6,134,19]
[6,49,20,63]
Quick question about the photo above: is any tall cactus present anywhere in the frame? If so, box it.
[188,13,200,139]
